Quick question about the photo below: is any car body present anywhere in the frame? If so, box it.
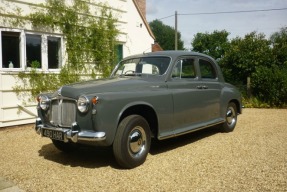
[35,51,242,168]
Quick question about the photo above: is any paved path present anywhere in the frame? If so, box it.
[0,177,23,192]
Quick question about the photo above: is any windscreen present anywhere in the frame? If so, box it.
[112,56,171,77]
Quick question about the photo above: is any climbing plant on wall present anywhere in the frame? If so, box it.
[11,0,119,100]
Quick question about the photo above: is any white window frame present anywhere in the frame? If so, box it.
[25,32,44,71]
[0,28,64,72]
[0,28,25,72]
[45,35,63,72]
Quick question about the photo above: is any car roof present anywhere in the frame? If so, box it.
[117,50,224,82]
[123,50,215,62]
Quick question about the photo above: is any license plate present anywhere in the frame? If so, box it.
[42,129,64,141]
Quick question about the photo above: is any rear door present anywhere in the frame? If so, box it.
[166,57,207,133]
[197,58,222,122]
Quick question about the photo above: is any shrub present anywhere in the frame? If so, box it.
[251,65,287,107]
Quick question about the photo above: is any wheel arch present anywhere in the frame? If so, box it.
[118,104,159,139]
[229,99,242,114]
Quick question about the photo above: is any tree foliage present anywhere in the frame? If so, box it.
[149,19,184,50]
[250,27,287,107]
[191,30,230,60]
[270,27,287,67]
[251,65,287,107]
[220,32,273,85]
[191,29,287,107]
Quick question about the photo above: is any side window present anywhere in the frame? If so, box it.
[199,59,217,79]
[172,58,196,79]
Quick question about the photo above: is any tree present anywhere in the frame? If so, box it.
[149,19,184,50]
[191,30,230,60]
[220,32,274,87]
[270,27,287,67]
[190,28,287,107]
[251,65,287,107]
[250,27,287,107]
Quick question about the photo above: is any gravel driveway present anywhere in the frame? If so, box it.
[0,108,286,192]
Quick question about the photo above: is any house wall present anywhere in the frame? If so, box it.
[122,0,153,56]
[0,0,154,127]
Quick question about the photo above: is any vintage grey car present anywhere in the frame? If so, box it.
[35,51,242,168]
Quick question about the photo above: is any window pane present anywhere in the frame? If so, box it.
[172,58,195,79]
[26,34,41,68]
[48,37,61,69]
[114,57,170,76]
[1,31,20,68]
[199,59,217,79]
[172,61,182,78]
[181,59,195,78]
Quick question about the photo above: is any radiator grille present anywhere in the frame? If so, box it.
[50,99,76,127]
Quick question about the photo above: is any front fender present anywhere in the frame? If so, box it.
[93,90,173,145]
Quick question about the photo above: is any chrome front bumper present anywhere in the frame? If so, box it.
[35,118,106,143]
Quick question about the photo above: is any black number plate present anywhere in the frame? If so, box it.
[42,129,64,141]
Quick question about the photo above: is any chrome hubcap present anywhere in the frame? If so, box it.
[129,126,146,156]
[226,107,236,126]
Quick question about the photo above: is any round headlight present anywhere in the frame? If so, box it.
[39,95,50,111]
[77,95,89,113]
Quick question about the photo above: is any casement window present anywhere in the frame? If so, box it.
[47,36,61,69]
[1,31,22,69]
[0,29,63,71]
[26,34,42,68]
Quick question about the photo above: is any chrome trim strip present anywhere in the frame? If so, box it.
[158,120,224,140]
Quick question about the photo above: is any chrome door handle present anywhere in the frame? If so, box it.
[197,85,208,89]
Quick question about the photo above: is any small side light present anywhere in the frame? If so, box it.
[91,96,99,105]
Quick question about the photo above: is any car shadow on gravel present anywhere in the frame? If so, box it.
[38,144,119,169]
[150,126,219,155]
[38,126,220,169]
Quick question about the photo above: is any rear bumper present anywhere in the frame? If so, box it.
[35,118,106,143]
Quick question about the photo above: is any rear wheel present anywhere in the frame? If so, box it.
[221,102,238,132]
[113,115,151,169]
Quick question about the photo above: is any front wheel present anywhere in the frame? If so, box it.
[221,102,238,132]
[113,115,151,169]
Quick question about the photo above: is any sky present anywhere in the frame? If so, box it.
[146,0,287,49]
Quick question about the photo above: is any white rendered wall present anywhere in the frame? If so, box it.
[0,0,154,127]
